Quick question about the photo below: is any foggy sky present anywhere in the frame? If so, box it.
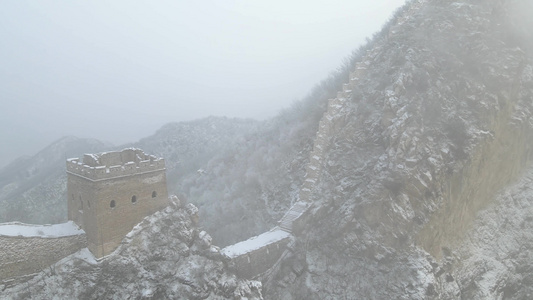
[0,0,405,168]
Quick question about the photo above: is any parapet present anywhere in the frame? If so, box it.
[66,148,166,181]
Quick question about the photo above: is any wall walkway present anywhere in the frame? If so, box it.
[220,0,428,280]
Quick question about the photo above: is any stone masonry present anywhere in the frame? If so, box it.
[67,148,169,258]
[0,233,86,284]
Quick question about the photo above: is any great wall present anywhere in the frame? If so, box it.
[218,0,427,280]
[0,0,425,285]
[0,55,361,282]
[0,222,86,284]
[219,50,370,281]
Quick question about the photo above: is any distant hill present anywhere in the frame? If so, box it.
[0,136,109,224]
[0,117,258,225]
[132,116,259,194]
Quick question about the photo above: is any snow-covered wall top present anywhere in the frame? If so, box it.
[66,148,165,181]
[221,229,291,259]
[0,221,85,238]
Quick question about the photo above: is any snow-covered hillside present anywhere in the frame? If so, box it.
[3,0,533,298]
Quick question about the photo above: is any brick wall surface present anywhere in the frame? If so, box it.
[0,234,87,282]
[230,237,291,279]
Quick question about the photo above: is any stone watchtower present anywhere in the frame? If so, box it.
[66,148,169,258]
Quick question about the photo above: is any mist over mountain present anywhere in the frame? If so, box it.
[0,117,257,225]
[0,0,406,170]
[3,0,533,299]
[0,136,109,224]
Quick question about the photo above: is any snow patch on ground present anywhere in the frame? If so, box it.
[74,248,97,265]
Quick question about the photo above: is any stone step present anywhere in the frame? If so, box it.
[305,177,316,184]
[320,118,332,127]
[307,164,318,171]
[311,148,323,157]
[299,189,311,201]
[279,223,292,232]
[310,148,323,158]
[352,66,367,79]
[343,83,352,92]
[302,179,315,190]
[290,202,309,212]
[305,168,319,179]
[284,210,303,219]
[278,202,310,230]
[280,217,296,225]
[279,219,297,229]
[320,122,332,133]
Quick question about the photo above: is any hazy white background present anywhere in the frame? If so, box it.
[0,0,405,168]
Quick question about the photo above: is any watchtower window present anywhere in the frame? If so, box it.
[110,200,116,208]
[131,195,137,204]
[152,191,157,198]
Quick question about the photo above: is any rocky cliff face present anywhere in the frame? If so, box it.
[266,0,533,298]
[451,167,533,299]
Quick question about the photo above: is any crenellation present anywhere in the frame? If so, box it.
[94,166,106,176]
[139,160,150,168]
[343,83,352,92]
[67,151,166,181]
[337,91,345,99]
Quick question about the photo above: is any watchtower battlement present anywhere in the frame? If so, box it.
[67,148,169,258]
[66,148,165,181]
